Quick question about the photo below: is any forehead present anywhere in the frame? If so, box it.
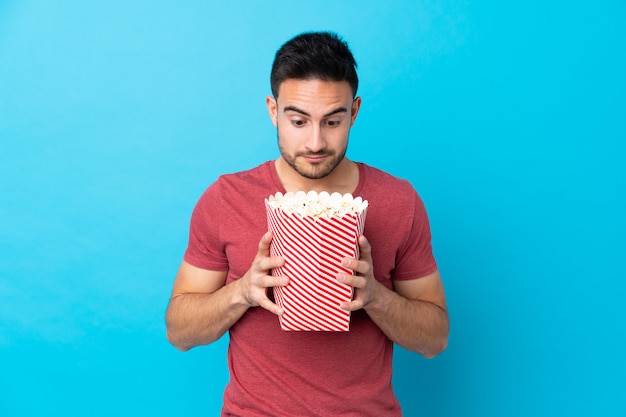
[276,79,353,109]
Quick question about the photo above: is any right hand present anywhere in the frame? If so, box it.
[239,231,289,315]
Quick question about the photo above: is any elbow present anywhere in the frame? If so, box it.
[422,336,448,359]
[165,316,222,351]
[421,321,450,359]
[165,302,195,351]
[166,328,192,352]
[165,311,195,351]
[402,333,448,359]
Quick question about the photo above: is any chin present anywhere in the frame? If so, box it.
[297,161,338,180]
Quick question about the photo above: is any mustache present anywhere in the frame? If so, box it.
[296,150,335,157]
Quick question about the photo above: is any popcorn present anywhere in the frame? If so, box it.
[266,190,368,219]
[265,191,368,331]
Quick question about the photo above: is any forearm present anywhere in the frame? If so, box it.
[365,284,449,358]
[165,280,249,351]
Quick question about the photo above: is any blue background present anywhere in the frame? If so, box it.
[1,1,624,416]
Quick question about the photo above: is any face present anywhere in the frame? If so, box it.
[267,79,361,180]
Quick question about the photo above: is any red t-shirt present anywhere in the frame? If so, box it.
[184,161,437,416]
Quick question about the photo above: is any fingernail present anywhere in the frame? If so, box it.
[338,272,346,283]
[342,258,350,267]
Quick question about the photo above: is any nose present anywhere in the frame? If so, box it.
[305,124,326,153]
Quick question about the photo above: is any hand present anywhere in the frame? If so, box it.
[239,231,289,315]
[337,235,381,311]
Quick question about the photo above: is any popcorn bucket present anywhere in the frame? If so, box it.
[265,191,368,331]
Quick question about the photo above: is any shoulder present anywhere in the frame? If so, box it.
[199,161,275,197]
[217,161,275,187]
[358,163,414,189]
[357,163,420,203]
[196,161,278,210]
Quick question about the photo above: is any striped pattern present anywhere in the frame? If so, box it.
[266,203,367,331]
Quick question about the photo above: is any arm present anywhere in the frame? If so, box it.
[338,236,449,358]
[165,231,288,351]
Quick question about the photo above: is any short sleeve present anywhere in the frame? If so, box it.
[183,182,229,271]
[392,191,438,281]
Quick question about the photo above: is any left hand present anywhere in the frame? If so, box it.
[337,235,382,311]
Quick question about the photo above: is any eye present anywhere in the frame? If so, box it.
[291,119,306,127]
[325,119,341,127]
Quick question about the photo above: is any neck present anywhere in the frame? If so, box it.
[275,157,359,194]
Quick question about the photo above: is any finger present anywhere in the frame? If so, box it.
[249,276,287,314]
[258,297,285,316]
[337,271,365,288]
[261,274,289,288]
[341,257,370,276]
[257,255,285,273]
[358,235,373,260]
[340,298,364,312]
[257,231,273,254]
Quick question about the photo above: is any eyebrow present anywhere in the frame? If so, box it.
[283,105,348,118]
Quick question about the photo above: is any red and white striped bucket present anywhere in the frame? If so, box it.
[265,194,367,331]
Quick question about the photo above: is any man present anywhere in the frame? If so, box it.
[166,31,449,416]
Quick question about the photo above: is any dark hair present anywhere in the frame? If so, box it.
[270,31,358,98]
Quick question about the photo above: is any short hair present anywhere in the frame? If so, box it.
[270,31,359,98]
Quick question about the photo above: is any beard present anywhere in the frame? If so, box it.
[278,134,348,180]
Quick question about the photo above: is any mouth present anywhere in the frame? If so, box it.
[303,156,327,163]
[300,153,332,164]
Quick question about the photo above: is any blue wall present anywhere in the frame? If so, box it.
[1,1,624,416]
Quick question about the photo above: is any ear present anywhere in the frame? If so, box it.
[266,96,278,127]
[350,96,362,126]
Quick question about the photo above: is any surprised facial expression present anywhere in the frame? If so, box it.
[267,79,361,180]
